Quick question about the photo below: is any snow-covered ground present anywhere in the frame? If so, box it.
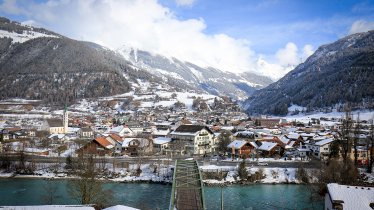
[284,110,374,122]
[0,29,59,43]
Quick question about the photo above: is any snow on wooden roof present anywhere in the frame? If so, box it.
[227,140,248,149]
[286,133,300,140]
[257,142,278,151]
[327,183,374,210]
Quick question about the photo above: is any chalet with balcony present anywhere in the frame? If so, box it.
[227,140,256,159]
[170,125,214,155]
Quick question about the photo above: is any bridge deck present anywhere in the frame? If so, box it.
[170,160,205,210]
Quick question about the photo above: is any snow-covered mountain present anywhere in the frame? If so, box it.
[0,16,272,104]
[116,45,273,100]
[244,30,374,115]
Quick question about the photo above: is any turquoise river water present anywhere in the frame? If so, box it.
[0,179,324,209]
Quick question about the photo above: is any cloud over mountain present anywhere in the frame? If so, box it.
[0,0,313,79]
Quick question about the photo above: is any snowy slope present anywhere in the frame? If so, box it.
[116,45,273,100]
[0,29,59,43]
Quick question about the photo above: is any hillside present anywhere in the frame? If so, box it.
[0,17,200,105]
[0,17,272,104]
[117,45,273,100]
[244,30,374,115]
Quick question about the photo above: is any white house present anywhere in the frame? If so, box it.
[79,127,94,139]
[311,138,334,159]
[109,125,134,137]
[170,125,214,155]
[325,183,374,210]
[153,137,172,154]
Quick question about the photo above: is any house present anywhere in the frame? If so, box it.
[297,147,310,160]
[227,140,255,159]
[122,138,152,156]
[258,118,279,127]
[109,125,134,137]
[79,127,94,139]
[152,128,170,138]
[285,133,304,143]
[48,134,68,141]
[170,125,214,155]
[27,129,36,137]
[255,141,282,157]
[349,146,369,165]
[125,122,144,135]
[106,134,124,155]
[233,131,254,140]
[45,108,69,134]
[325,183,374,210]
[311,138,334,159]
[153,137,172,154]
[45,119,65,134]
[1,129,10,141]
[76,137,114,157]
[173,118,192,130]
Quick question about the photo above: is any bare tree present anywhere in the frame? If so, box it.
[338,110,353,163]
[367,121,374,173]
[217,130,232,155]
[68,155,112,208]
[353,114,361,166]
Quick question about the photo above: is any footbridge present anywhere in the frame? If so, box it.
[169,160,206,210]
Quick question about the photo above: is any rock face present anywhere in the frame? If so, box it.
[244,30,374,115]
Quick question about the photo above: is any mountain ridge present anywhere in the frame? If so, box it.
[116,45,273,100]
[244,30,374,115]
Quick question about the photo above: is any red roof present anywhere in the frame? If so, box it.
[109,134,124,142]
[95,137,113,148]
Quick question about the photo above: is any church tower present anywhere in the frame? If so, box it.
[63,104,68,134]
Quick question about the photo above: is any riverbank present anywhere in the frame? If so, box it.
[1,162,373,185]
[0,163,306,185]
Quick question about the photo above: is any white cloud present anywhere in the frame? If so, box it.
[0,0,27,15]
[349,20,374,34]
[275,42,299,66]
[258,42,314,80]
[0,0,314,80]
[302,44,314,60]
[175,0,196,7]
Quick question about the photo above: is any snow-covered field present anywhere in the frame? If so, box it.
[284,110,374,122]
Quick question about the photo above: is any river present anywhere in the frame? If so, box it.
[0,179,324,209]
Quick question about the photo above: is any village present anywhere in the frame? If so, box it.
[0,81,373,210]
[0,80,372,171]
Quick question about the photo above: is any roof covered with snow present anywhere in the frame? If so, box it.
[153,137,172,145]
[0,205,95,210]
[257,142,278,151]
[227,140,248,149]
[104,205,140,210]
[327,183,374,210]
[315,138,334,146]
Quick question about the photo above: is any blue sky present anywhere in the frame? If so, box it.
[161,0,374,54]
[1,0,374,79]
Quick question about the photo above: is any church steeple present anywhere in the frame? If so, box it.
[63,104,68,134]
